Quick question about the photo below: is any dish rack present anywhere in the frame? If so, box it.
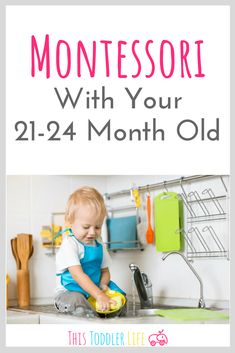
[179,184,229,260]
[104,175,229,260]
[44,175,229,260]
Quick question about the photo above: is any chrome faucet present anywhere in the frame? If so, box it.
[129,263,153,309]
[162,251,206,309]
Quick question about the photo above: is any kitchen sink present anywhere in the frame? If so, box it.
[125,305,189,317]
[8,304,228,322]
[124,305,226,318]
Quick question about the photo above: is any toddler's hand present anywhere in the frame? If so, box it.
[100,284,109,292]
[96,292,116,312]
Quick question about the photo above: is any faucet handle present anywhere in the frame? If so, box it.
[142,272,151,286]
[142,272,153,307]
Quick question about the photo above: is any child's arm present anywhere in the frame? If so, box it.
[99,267,111,291]
[68,265,115,311]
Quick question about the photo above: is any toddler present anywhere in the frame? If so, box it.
[54,186,126,316]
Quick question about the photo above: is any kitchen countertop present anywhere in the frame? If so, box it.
[7,309,40,324]
[7,305,229,325]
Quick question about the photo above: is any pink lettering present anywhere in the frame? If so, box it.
[56,40,71,78]
[100,40,112,77]
[145,40,155,78]
[195,40,205,77]
[30,36,205,79]
[77,41,96,77]
[180,40,191,78]
[160,40,175,78]
[118,41,127,78]
[132,40,141,78]
[31,34,50,78]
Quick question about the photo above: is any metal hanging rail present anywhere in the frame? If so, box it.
[104,175,227,199]
[104,175,229,259]
[43,175,229,258]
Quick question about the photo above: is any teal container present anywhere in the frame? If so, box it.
[107,216,137,249]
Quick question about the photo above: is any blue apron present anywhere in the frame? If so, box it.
[58,234,125,298]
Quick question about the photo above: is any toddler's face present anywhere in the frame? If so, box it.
[71,204,104,244]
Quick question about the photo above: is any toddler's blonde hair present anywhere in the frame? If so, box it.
[65,186,107,225]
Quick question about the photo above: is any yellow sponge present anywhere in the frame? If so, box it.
[93,290,124,312]
[110,296,122,310]
[105,289,115,297]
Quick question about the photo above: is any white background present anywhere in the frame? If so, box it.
[6,6,230,175]
[6,324,230,347]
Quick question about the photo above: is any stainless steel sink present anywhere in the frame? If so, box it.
[137,308,166,316]
[125,305,178,317]
[124,305,223,318]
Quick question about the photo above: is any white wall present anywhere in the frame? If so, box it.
[7,175,229,307]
